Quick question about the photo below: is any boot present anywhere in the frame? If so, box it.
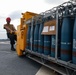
[11,47,16,51]
[11,44,16,51]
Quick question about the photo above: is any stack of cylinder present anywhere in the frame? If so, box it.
[26,8,76,65]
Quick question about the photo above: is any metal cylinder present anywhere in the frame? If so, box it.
[33,22,40,52]
[50,18,61,58]
[60,11,73,61]
[44,35,51,55]
[38,23,44,53]
[51,35,56,57]
[30,25,35,51]
[32,25,35,51]
[72,15,76,64]
[43,16,52,55]
[26,25,31,50]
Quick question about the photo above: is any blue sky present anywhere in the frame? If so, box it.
[0,0,69,39]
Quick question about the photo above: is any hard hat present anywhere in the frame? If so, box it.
[6,17,11,21]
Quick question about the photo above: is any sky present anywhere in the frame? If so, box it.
[0,0,69,39]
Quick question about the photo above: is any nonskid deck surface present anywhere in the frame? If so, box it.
[0,40,41,75]
[0,40,10,44]
[0,40,58,75]
[36,66,57,75]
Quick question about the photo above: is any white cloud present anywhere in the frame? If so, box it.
[0,18,6,31]
[44,0,69,5]
[9,10,22,20]
[11,19,20,30]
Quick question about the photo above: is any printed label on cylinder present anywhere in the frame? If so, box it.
[52,38,55,45]
[73,39,76,49]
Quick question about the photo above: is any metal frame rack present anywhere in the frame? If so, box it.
[25,1,76,75]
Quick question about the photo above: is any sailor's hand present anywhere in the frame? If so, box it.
[10,30,15,34]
